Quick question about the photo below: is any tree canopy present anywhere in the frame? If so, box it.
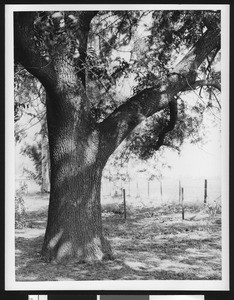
[15,10,221,159]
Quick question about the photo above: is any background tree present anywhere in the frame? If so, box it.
[14,10,221,263]
[15,64,50,191]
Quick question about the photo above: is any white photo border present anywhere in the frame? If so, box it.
[5,4,230,291]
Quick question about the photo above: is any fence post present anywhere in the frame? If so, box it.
[123,188,127,220]
[179,180,181,203]
[182,187,185,220]
[204,179,207,203]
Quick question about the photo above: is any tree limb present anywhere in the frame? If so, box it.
[153,98,178,151]
[99,88,170,153]
[14,12,56,89]
[99,25,221,155]
[14,11,98,89]
[182,80,221,92]
[73,11,98,87]
[78,11,98,29]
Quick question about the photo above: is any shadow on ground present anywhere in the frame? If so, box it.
[15,200,222,281]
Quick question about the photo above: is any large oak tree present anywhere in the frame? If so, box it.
[14,10,221,263]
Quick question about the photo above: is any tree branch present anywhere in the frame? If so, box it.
[182,80,221,92]
[99,88,170,154]
[79,11,98,28]
[74,11,98,87]
[99,25,221,155]
[173,26,220,76]
[14,11,98,89]
[153,98,178,151]
[14,12,56,89]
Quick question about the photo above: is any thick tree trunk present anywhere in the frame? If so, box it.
[42,163,112,263]
[41,88,112,263]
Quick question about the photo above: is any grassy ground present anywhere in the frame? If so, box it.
[15,193,221,281]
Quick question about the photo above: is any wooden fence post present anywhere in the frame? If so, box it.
[182,187,185,220]
[179,180,181,203]
[123,188,127,220]
[204,179,207,203]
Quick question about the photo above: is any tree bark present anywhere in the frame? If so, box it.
[42,88,112,262]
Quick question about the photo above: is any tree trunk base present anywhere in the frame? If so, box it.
[41,235,113,264]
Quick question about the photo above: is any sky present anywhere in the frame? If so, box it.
[163,127,221,179]
[163,92,222,179]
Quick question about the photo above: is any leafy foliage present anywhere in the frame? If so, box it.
[15,64,50,188]
[14,64,45,121]
[14,62,46,145]
[15,10,221,162]
[121,95,206,160]
[33,11,80,61]
[86,10,221,154]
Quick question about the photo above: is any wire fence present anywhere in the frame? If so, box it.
[101,177,221,204]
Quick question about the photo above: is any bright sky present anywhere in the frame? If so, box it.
[162,91,222,179]
[163,125,221,179]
